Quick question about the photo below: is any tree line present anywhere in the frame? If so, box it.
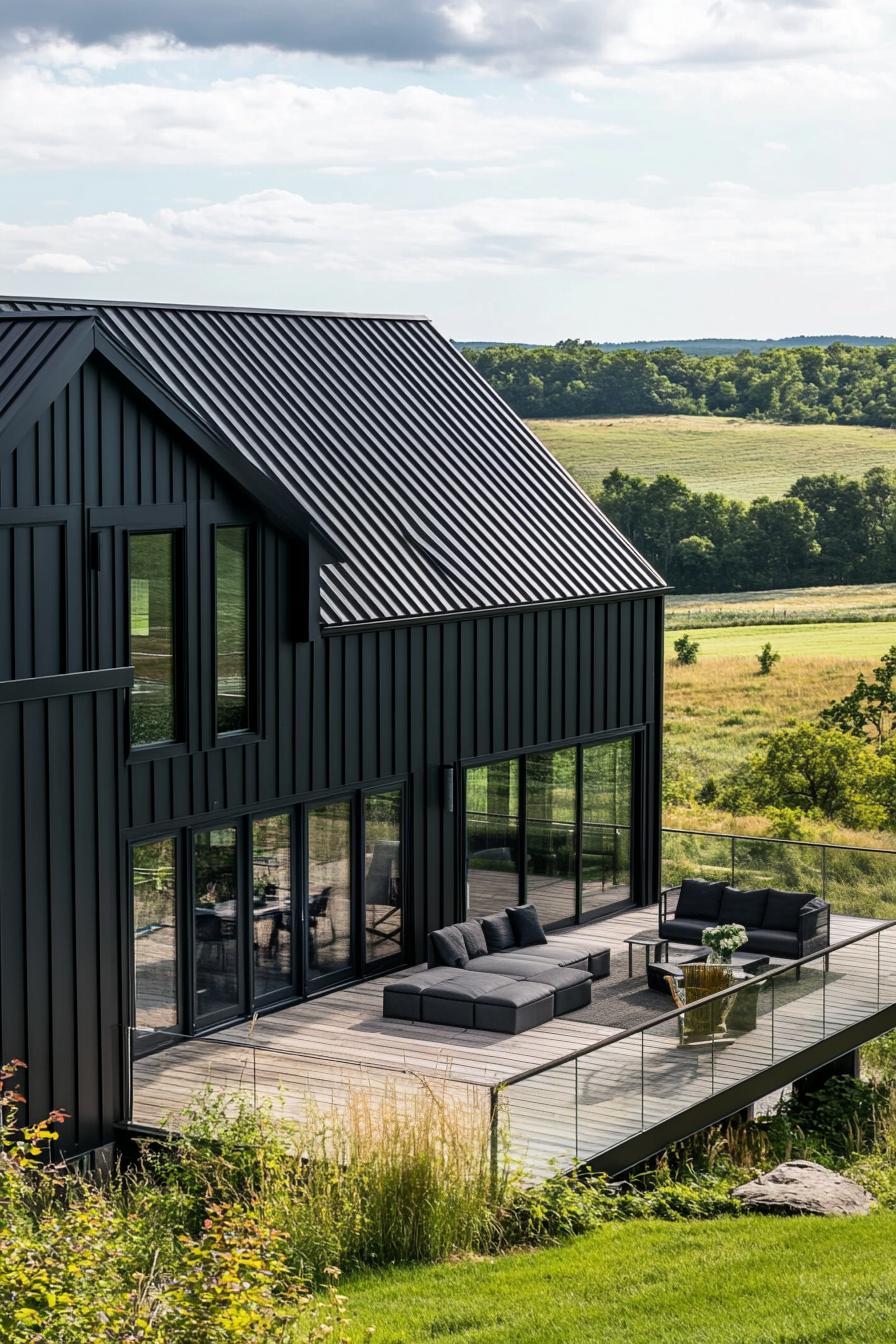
[596,466,896,592]
[465,341,896,424]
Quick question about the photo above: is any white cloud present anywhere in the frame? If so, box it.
[16,251,110,273]
[0,64,597,169]
[637,174,667,184]
[3,182,896,283]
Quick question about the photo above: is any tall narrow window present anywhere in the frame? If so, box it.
[307,800,352,982]
[252,813,293,999]
[364,790,402,964]
[465,759,520,918]
[526,748,577,925]
[129,531,177,746]
[132,837,178,1030]
[193,826,241,1024]
[582,738,633,914]
[216,526,249,735]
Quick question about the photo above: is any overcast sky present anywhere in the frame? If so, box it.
[1,1,894,341]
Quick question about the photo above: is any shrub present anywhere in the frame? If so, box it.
[673,633,700,665]
[757,642,781,675]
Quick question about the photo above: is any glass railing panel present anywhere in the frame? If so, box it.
[878,925,896,1007]
[732,837,823,898]
[824,937,880,1035]
[502,1062,577,1182]
[575,1036,644,1159]
[662,830,732,890]
[769,964,825,1061]
[640,1011,715,1129]
[824,847,896,919]
[130,1029,257,1129]
[709,973,776,1092]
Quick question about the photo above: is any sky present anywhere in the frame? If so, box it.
[0,1,895,342]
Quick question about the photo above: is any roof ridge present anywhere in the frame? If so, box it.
[0,296,432,323]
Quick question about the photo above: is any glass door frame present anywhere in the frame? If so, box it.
[249,807,301,1011]
[190,819,249,1032]
[128,830,186,1057]
[459,726,644,929]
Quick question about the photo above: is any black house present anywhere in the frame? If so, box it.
[0,299,666,1160]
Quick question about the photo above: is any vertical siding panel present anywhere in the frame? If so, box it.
[605,603,619,730]
[474,618,490,756]
[377,631,393,779]
[520,611,536,746]
[0,704,25,1073]
[294,642,312,794]
[22,699,51,1120]
[392,628,408,777]
[632,599,646,724]
[72,690,100,1149]
[578,605,593,737]
[491,617,506,755]
[458,620,475,759]
[535,611,550,745]
[619,601,632,725]
[328,636,344,788]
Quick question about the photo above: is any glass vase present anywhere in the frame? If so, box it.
[706,948,732,965]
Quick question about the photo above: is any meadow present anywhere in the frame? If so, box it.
[531,414,896,500]
[664,619,896,659]
[667,581,896,629]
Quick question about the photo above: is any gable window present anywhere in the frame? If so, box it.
[215,525,250,735]
[129,531,178,747]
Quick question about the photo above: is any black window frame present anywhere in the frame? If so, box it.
[126,526,186,754]
[203,503,261,747]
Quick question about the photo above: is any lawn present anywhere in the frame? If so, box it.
[347,1213,896,1343]
[667,582,896,629]
[664,619,896,659]
[531,414,896,500]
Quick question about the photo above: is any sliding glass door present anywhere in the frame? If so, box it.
[464,735,637,928]
[306,799,353,986]
[193,825,242,1027]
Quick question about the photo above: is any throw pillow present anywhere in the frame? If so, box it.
[481,911,516,952]
[456,918,488,959]
[430,925,469,968]
[719,886,768,928]
[506,904,547,947]
[764,889,813,932]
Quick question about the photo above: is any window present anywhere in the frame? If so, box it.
[129,531,177,746]
[364,790,402,964]
[252,813,293,999]
[465,759,520,918]
[193,826,240,1023]
[582,739,633,913]
[307,799,352,982]
[215,525,250,735]
[132,837,178,1030]
[527,748,577,925]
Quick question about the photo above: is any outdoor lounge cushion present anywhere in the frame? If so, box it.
[462,953,564,978]
[675,878,726,922]
[506,943,589,972]
[659,917,714,943]
[473,981,555,1034]
[382,968,464,1021]
[455,918,488,959]
[763,889,814,932]
[518,965,592,1014]
[506,904,547,947]
[420,972,519,1028]
[429,925,469,968]
[741,927,801,958]
[719,886,768,928]
[481,911,516,952]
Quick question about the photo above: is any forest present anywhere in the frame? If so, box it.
[597,467,896,592]
[465,341,896,425]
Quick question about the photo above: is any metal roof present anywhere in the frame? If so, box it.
[0,311,94,438]
[1,298,666,627]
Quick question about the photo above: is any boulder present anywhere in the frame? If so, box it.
[731,1160,874,1217]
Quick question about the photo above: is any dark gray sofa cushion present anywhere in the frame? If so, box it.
[382,968,463,1021]
[764,889,814,932]
[741,927,800,958]
[519,965,592,1014]
[456,918,488,959]
[462,953,554,978]
[429,924,469,967]
[473,981,555,1034]
[506,904,547,947]
[420,972,519,1028]
[659,917,714,943]
[509,943,588,972]
[676,878,726,922]
[720,886,768,928]
[481,911,516,952]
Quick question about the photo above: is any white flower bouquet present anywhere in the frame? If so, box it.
[702,923,748,963]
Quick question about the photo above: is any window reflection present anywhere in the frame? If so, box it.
[582,739,632,913]
[129,531,177,746]
[365,791,402,964]
[216,526,249,734]
[465,759,520,917]
[526,748,577,924]
[307,800,352,980]
[132,837,178,1030]
[252,813,293,998]
[193,826,240,1021]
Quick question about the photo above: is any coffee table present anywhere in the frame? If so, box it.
[625,930,669,978]
[648,948,770,994]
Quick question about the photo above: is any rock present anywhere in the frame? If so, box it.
[731,1160,874,1216]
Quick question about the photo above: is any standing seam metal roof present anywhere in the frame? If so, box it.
[0,298,665,627]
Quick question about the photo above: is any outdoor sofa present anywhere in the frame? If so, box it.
[383,906,611,1034]
[659,878,831,963]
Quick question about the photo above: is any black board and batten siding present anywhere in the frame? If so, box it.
[0,352,664,1155]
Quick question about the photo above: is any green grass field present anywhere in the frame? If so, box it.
[667,582,896,629]
[531,414,896,500]
[347,1214,896,1343]
[665,619,896,659]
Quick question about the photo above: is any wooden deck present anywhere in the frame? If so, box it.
[130,906,895,1179]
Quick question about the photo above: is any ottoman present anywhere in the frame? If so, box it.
[382,967,464,1021]
[519,965,592,1014]
[473,980,555,1034]
[420,972,521,1028]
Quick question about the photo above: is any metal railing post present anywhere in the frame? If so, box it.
[574,1058,579,1162]
[489,1086,500,1192]
[730,834,736,885]
[822,844,828,905]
